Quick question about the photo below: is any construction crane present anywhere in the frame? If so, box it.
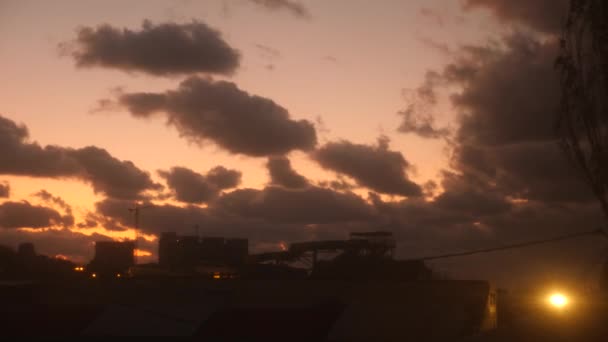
[128,203,153,264]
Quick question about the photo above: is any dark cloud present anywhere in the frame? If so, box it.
[213,186,377,224]
[0,115,81,177]
[62,19,240,76]
[370,189,605,289]
[95,197,319,252]
[397,70,450,139]
[0,114,159,199]
[454,35,560,146]
[72,146,161,199]
[97,184,376,241]
[0,201,70,229]
[367,171,512,237]
[382,12,606,288]
[451,36,594,203]
[248,0,311,19]
[0,228,111,264]
[433,171,512,217]
[0,181,9,198]
[409,34,592,204]
[313,137,422,197]
[317,177,357,192]
[96,197,210,236]
[76,218,98,229]
[76,211,127,232]
[206,166,242,189]
[116,76,317,156]
[158,166,215,204]
[453,142,594,204]
[33,190,74,227]
[462,0,569,34]
[34,190,71,212]
[159,165,241,204]
[266,156,309,188]
[397,106,450,139]
[370,194,475,237]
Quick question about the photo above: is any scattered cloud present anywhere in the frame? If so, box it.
[0,115,160,199]
[33,190,74,227]
[317,177,356,192]
[397,106,449,139]
[33,190,72,213]
[248,0,311,19]
[158,165,241,204]
[213,185,377,224]
[313,137,422,197]
[0,201,71,229]
[61,19,240,76]
[116,76,317,156]
[266,156,309,188]
[462,0,569,34]
[407,29,592,205]
[206,166,242,189]
[95,196,325,249]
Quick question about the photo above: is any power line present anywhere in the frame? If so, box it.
[414,228,608,261]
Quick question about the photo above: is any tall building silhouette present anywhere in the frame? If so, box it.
[89,241,135,275]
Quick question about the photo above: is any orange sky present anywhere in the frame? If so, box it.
[0,2,490,213]
[5,0,589,289]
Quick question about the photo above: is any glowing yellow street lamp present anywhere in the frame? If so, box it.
[548,293,569,309]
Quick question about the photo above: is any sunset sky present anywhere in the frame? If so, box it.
[0,0,605,289]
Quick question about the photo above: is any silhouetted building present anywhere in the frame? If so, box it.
[225,238,248,266]
[177,236,200,268]
[250,231,399,272]
[158,232,178,268]
[200,237,225,264]
[89,241,134,275]
[157,232,249,270]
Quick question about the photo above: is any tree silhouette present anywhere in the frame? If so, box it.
[556,0,608,220]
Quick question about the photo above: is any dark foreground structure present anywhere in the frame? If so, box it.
[0,278,496,340]
[0,233,498,339]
